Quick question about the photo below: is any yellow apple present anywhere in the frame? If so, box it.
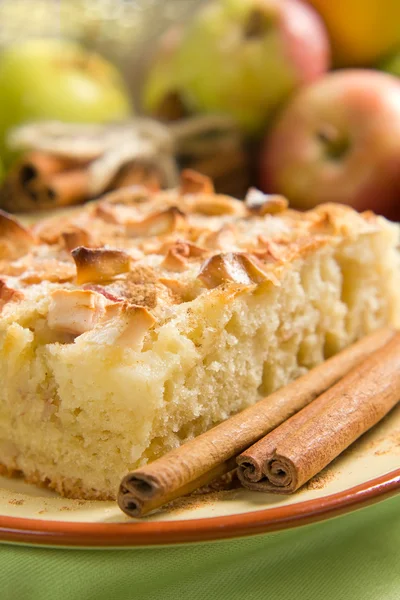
[307,0,400,66]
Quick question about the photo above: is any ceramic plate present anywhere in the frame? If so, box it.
[0,404,399,548]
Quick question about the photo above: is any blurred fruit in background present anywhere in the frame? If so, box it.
[0,39,132,162]
[142,27,186,120]
[307,0,400,67]
[260,70,400,216]
[143,0,330,134]
[380,50,400,78]
[0,0,399,221]
[0,0,205,121]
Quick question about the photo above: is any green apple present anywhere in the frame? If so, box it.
[0,38,132,160]
[176,0,330,134]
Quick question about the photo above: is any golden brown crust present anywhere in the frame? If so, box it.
[179,169,215,196]
[244,188,288,215]
[0,278,24,310]
[72,247,131,284]
[62,226,94,251]
[0,173,383,328]
[0,209,36,259]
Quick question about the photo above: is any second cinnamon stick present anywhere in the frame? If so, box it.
[237,333,400,494]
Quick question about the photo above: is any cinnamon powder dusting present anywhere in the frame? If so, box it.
[305,469,336,490]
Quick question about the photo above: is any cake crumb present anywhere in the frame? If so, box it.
[8,498,24,505]
[374,449,388,456]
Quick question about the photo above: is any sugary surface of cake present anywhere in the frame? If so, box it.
[0,172,399,499]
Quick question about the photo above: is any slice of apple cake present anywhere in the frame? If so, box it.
[0,174,399,499]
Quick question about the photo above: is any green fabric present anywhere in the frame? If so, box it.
[1,495,400,600]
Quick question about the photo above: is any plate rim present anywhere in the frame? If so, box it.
[0,467,399,548]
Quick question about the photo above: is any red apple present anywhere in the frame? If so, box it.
[260,69,400,216]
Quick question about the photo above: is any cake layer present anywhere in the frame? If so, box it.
[0,178,399,499]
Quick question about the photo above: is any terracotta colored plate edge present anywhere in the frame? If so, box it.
[0,468,399,548]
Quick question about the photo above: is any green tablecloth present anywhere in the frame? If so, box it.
[1,495,400,600]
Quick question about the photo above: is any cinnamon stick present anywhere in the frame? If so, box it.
[33,169,91,207]
[118,327,394,517]
[0,151,89,212]
[19,151,81,178]
[237,332,400,494]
